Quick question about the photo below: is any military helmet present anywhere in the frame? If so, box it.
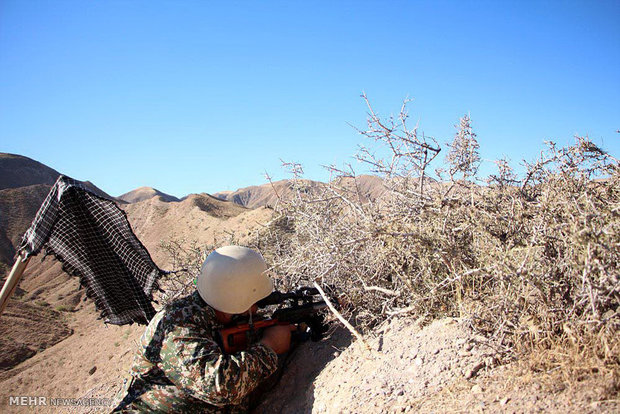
[197,245,273,314]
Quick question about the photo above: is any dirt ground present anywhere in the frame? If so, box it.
[0,298,142,413]
[0,303,617,413]
[255,317,618,413]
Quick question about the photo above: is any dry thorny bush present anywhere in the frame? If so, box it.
[161,96,618,379]
[256,96,619,376]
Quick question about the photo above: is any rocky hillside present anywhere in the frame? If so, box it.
[0,153,60,190]
[0,184,52,267]
[121,193,271,266]
[214,175,387,208]
[0,155,113,269]
[254,318,616,413]
[212,179,319,208]
[333,174,387,203]
[118,187,180,203]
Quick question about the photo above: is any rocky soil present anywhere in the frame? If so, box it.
[255,317,618,414]
[0,300,616,413]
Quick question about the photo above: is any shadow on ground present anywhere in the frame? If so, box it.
[252,326,352,414]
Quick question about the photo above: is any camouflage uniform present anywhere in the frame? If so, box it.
[112,291,278,413]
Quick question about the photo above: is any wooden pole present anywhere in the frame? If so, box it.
[0,251,31,318]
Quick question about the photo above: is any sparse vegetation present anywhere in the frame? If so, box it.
[159,97,618,385]
[256,97,619,381]
[156,238,207,306]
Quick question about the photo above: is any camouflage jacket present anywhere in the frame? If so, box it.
[112,291,278,413]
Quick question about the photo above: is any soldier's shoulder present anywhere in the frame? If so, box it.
[157,291,216,327]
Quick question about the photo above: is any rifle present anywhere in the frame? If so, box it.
[216,287,329,354]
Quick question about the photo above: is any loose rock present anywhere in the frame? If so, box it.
[464,361,485,379]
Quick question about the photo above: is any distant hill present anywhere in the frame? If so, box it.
[333,175,388,202]
[121,192,270,266]
[80,180,116,201]
[0,154,114,267]
[213,175,388,208]
[213,179,325,209]
[0,184,52,266]
[0,153,60,190]
[118,187,180,203]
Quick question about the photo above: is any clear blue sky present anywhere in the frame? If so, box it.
[1,1,618,198]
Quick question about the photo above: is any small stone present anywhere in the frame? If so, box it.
[471,384,483,394]
[433,348,440,355]
[464,361,485,379]
[500,397,510,406]
[456,338,467,346]
[396,389,404,396]
[333,351,340,357]
[88,366,97,375]
[414,357,423,366]
[458,350,472,357]
[464,343,474,351]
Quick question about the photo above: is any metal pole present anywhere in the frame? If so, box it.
[0,251,31,318]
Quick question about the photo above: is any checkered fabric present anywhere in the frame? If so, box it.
[19,175,163,325]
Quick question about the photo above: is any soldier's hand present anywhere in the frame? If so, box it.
[260,324,295,354]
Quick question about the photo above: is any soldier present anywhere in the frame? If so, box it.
[112,245,294,413]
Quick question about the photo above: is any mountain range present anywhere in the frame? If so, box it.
[0,153,390,271]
